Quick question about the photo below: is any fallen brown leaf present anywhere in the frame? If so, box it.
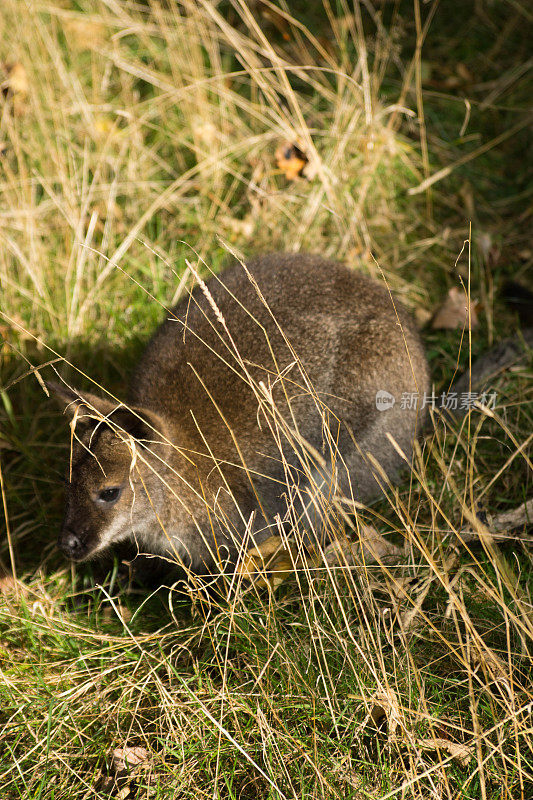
[416,737,474,766]
[275,141,308,180]
[63,18,107,50]
[366,690,401,738]
[330,757,363,790]
[111,745,149,774]
[397,574,434,636]
[324,525,402,567]
[102,603,132,624]
[0,573,18,596]
[414,306,432,328]
[191,117,219,149]
[458,498,533,545]
[1,61,29,116]
[222,214,255,241]
[431,286,479,330]
[471,646,510,692]
[488,498,533,533]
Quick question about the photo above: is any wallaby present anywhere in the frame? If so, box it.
[49,253,430,577]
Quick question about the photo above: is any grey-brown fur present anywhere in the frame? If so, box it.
[50,253,429,576]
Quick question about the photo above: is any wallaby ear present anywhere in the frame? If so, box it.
[46,381,117,420]
[107,406,168,443]
[46,381,168,443]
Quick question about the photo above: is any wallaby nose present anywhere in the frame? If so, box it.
[58,529,84,559]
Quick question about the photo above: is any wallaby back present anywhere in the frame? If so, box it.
[51,253,429,575]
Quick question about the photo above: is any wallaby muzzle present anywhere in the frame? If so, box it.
[58,527,91,561]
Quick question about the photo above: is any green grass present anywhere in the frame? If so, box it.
[1,1,532,798]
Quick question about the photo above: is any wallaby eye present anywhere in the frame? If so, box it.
[97,487,122,505]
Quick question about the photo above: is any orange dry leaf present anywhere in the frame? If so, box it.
[275,141,308,181]
[431,287,479,330]
[1,61,29,116]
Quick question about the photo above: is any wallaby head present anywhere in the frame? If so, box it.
[49,379,255,573]
[48,383,172,563]
[50,253,430,578]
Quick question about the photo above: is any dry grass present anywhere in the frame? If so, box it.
[0,1,532,798]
